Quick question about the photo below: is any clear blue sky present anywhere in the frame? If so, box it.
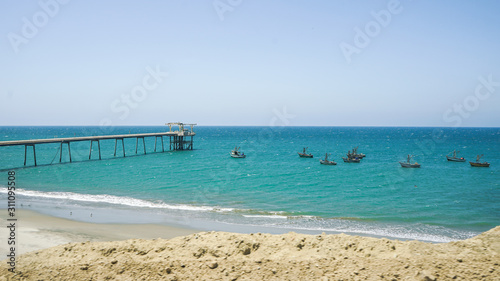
[1,0,499,127]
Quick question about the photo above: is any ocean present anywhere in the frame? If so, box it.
[1,126,499,243]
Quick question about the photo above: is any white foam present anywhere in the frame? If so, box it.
[0,188,233,213]
[232,220,466,243]
[0,188,477,243]
[243,215,288,219]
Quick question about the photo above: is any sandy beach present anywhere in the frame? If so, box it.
[1,210,499,280]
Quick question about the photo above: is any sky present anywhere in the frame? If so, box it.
[1,0,500,127]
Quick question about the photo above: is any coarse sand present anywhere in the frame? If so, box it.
[1,225,499,280]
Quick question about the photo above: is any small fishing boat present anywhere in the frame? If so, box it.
[230,146,246,158]
[342,150,361,163]
[320,153,337,165]
[399,155,420,168]
[446,150,466,162]
[352,146,366,159]
[298,147,313,158]
[469,154,490,167]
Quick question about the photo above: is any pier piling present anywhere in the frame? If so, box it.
[59,142,72,163]
[89,140,102,160]
[136,137,146,154]
[114,138,125,157]
[154,136,164,152]
[24,144,37,166]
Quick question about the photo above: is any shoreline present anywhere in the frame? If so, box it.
[0,209,198,257]
[1,200,482,245]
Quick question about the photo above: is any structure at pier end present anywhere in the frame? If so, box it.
[166,122,196,151]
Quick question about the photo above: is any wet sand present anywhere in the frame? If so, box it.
[0,209,198,257]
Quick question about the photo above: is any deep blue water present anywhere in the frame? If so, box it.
[0,126,499,242]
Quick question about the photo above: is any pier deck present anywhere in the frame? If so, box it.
[0,132,191,147]
[0,123,196,167]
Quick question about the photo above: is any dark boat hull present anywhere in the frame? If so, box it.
[320,160,337,165]
[298,153,313,158]
[231,154,246,158]
[447,156,466,162]
[342,157,360,163]
[230,150,246,158]
[469,162,490,167]
[399,162,420,168]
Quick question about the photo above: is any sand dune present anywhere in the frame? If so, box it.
[2,225,499,280]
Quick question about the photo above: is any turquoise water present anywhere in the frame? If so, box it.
[1,126,499,242]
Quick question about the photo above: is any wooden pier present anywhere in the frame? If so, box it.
[0,123,196,167]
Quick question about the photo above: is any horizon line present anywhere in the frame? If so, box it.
[0,125,499,129]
